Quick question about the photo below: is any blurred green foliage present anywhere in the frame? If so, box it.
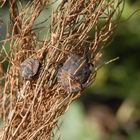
[91,0,140,99]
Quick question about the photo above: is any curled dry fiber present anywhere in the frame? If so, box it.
[0,0,124,139]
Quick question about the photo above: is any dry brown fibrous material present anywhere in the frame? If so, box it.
[0,0,124,139]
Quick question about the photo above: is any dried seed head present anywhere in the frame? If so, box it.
[57,54,92,93]
[20,58,40,80]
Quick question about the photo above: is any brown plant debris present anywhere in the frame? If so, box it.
[0,0,124,139]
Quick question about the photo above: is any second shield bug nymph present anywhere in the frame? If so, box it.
[57,54,92,93]
[20,58,40,80]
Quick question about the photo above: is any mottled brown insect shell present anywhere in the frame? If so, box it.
[57,54,92,93]
[20,58,40,80]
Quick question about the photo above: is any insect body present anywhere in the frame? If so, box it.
[20,58,40,80]
[57,54,92,93]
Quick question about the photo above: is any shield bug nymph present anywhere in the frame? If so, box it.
[57,54,92,93]
[20,58,40,80]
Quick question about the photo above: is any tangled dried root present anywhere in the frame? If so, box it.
[0,0,124,139]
